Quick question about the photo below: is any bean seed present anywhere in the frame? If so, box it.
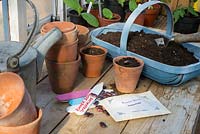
[84,112,94,118]
[99,122,107,128]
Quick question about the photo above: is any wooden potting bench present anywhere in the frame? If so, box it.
[36,17,200,134]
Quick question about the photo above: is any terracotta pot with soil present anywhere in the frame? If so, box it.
[144,4,161,27]
[0,107,42,134]
[98,13,121,27]
[125,12,145,25]
[0,72,37,126]
[46,39,78,62]
[45,55,81,94]
[76,25,90,50]
[80,45,107,78]
[113,56,144,93]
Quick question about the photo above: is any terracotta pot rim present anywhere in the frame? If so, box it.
[46,54,81,64]
[76,24,89,35]
[0,72,25,119]
[113,56,144,70]
[98,13,121,22]
[0,107,42,129]
[41,21,76,33]
[80,45,108,57]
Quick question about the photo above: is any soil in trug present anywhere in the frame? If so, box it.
[97,31,199,66]
[116,57,140,67]
[82,47,104,55]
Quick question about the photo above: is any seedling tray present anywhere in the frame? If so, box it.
[90,1,200,85]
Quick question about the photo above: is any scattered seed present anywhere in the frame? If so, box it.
[103,110,110,116]
[93,101,99,106]
[99,121,107,128]
[84,112,94,118]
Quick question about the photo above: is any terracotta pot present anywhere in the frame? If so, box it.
[0,72,37,126]
[46,39,78,63]
[41,21,78,44]
[125,12,145,25]
[46,55,81,94]
[144,4,161,27]
[80,45,107,78]
[90,9,99,20]
[98,13,121,27]
[113,56,144,93]
[76,25,90,51]
[0,107,42,134]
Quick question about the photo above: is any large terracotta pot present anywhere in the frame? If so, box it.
[46,55,81,94]
[0,107,42,134]
[113,56,144,93]
[76,25,90,51]
[0,72,37,126]
[80,45,107,78]
[125,12,145,25]
[98,13,121,27]
[46,39,78,62]
[144,4,161,27]
[41,21,78,44]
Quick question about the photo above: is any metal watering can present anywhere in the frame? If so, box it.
[0,0,62,103]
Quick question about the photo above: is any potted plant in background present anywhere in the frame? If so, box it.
[113,56,144,93]
[98,8,121,26]
[125,0,145,25]
[173,0,200,34]
[64,0,99,27]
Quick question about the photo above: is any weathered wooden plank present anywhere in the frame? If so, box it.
[36,59,113,134]
[122,78,200,134]
[53,67,153,134]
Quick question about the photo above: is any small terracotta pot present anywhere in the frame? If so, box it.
[0,72,37,126]
[113,56,144,93]
[46,39,78,63]
[98,13,121,27]
[76,25,90,50]
[125,12,145,25]
[0,107,42,134]
[144,4,161,27]
[90,9,99,20]
[80,45,107,78]
[46,55,81,94]
[41,21,78,44]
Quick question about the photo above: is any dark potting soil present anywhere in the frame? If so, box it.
[82,47,104,55]
[97,31,199,66]
[116,57,140,67]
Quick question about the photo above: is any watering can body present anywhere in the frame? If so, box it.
[0,28,62,103]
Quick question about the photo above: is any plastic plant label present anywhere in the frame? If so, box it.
[100,91,171,122]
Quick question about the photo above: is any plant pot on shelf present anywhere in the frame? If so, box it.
[46,39,78,63]
[41,21,78,44]
[174,16,200,34]
[0,72,37,127]
[76,25,90,51]
[144,4,161,27]
[113,56,144,93]
[0,107,42,134]
[45,55,81,94]
[80,45,107,78]
[125,11,145,25]
[104,0,125,22]
[98,13,121,27]
[68,10,88,26]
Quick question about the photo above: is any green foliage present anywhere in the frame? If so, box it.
[63,0,83,15]
[118,0,125,7]
[173,6,199,24]
[81,13,99,27]
[129,0,138,12]
[103,8,113,19]
[64,0,99,27]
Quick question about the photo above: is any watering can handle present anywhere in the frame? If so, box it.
[7,0,39,70]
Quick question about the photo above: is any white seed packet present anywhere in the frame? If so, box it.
[100,91,171,122]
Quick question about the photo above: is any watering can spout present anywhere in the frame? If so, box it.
[33,28,62,80]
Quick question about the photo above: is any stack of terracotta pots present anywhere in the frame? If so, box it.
[0,72,42,134]
[41,21,89,94]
